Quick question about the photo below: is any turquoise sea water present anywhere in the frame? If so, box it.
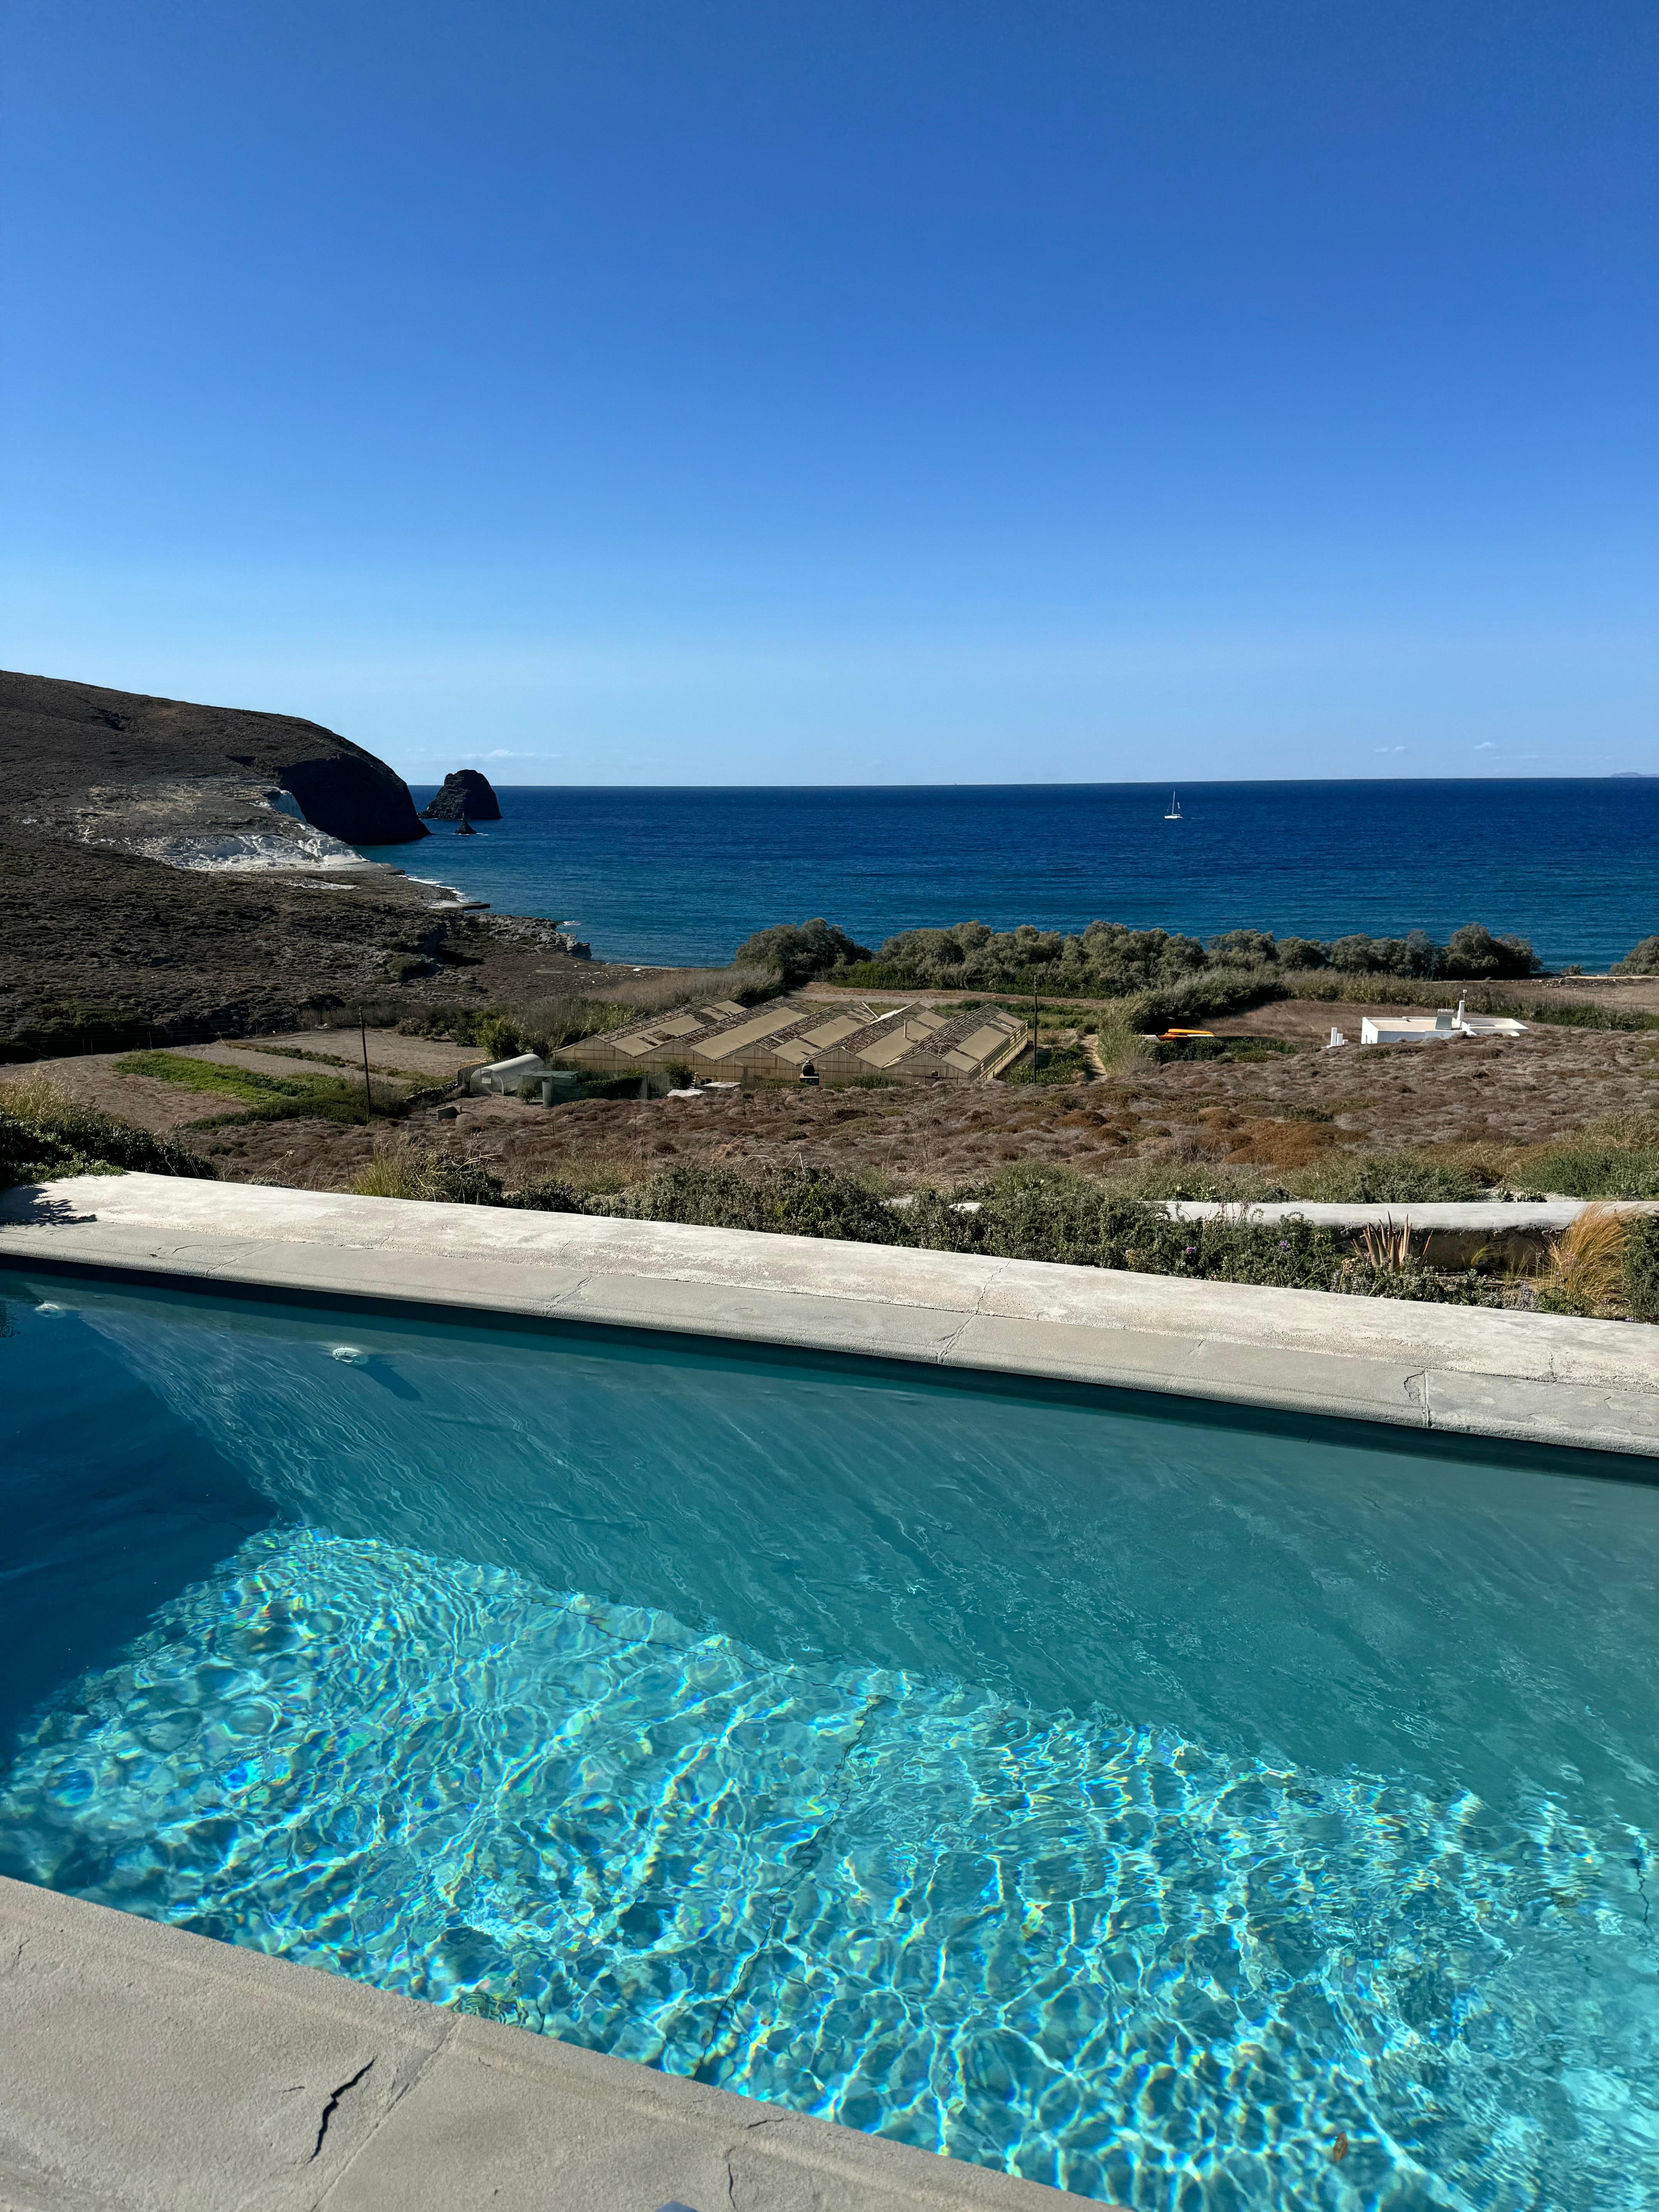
[359,777,1659,971]
[5,1270,1659,2206]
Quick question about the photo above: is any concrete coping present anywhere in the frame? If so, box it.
[0,1876,1067,2212]
[2,1174,1657,1458]
[1156,1198,1659,1230]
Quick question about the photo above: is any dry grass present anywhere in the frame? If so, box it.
[600,964,775,1015]
[0,1073,72,1120]
[519,1133,655,1197]
[1544,1203,1631,1310]
[1225,1117,1342,1170]
[1092,1008,1156,1077]
[350,1152,427,1199]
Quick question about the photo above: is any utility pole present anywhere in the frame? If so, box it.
[359,1014,373,1113]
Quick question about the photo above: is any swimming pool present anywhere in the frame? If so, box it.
[3,1266,1657,2209]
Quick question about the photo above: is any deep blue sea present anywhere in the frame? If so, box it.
[361,779,1659,972]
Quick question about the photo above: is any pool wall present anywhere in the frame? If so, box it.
[4,1173,1657,1458]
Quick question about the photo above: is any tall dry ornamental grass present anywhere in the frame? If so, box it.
[1544,1204,1631,1312]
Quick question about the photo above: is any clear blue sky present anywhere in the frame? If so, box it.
[2,1,1653,784]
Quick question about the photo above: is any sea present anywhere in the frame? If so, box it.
[359,778,1659,974]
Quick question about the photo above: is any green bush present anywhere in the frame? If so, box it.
[1625,1218,1659,1321]
[1614,936,1659,977]
[733,920,873,986]
[0,1081,213,1190]
[905,1169,1494,1298]
[357,1151,1515,1307]
[1526,1000,1659,1033]
[353,1152,504,1203]
[1518,1145,1659,1200]
[1294,1152,1484,1203]
[1134,969,1286,1031]
[611,1163,907,1244]
[510,1176,589,1213]
[475,1012,526,1062]
[1145,1035,1298,1064]
[1003,1045,1090,1086]
[820,917,1539,997]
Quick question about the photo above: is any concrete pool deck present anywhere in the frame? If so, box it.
[3,1172,1657,1457]
[0,1878,1063,2212]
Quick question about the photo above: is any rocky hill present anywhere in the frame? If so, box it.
[0,668,428,858]
[0,672,466,1058]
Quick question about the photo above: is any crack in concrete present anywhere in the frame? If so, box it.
[723,2114,792,2209]
[312,2017,460,2210]
[1404,1367,1429,1426]
[307,2059,374,2164]
[937,1258,1010,1363]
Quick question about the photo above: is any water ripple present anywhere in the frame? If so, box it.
[3,1525,1656,2209]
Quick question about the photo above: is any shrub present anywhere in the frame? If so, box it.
[0,1078,213,1190]
[733,920,873,986]
[1625,1217,1659,1322]
[475,1012,526,1063]
[905,1166,1497,1300]
[350,1151,504,1204]
[510,1176,589,1213]
[1295,1152,1484,1203]
[1614,935,1659,976]
[1003,1045,1090,1086]
[1146,1036,1298,1064]
[1526,1001,1659,1033]
[1441,924,1539,979]
[1517,1144,1659,1200]
[819,917,1543,995]
[1206,929,1278,967]
[1134,968,1286,1031]
[613,1163,907,1243]
[1274,936,1327,969]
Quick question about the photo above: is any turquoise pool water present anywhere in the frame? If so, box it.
[3,1269,1657,2207]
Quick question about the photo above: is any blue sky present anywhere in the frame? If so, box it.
[2,1,1653,783]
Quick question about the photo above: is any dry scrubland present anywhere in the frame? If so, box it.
[198,1013,1659,1196]
[8,975,1659,1319]
[14,986,1657,1201]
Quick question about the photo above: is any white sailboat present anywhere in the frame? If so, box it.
[1164,790,1182,820]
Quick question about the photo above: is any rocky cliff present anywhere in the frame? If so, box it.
[422,769,501,821]
[0,669,429,857]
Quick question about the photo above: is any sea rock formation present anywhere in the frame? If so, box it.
[0,668,429,855]
[422,770,501,821]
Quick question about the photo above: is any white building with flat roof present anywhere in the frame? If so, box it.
[1358,1000,1526,1046]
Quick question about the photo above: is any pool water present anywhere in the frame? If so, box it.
[3,1270,1658,2208]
